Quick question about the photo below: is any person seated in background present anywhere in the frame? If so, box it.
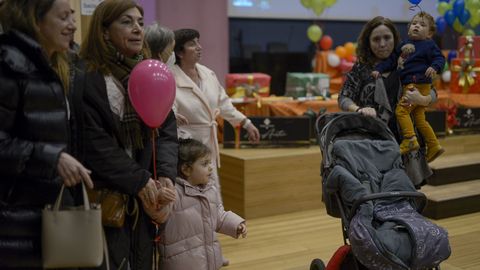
[372,11,445,162]
[155,138,247,270]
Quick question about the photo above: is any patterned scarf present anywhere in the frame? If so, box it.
[105,43,145,151]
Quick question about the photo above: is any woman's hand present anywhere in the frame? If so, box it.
[138,178,158,208]
[237,222,247,238]
[245,122,260,143]
[402,88,431,107]
[425,67,437,78]
[358,107,377,117]
[155,177,176,206]
[57,152,94,189]
[175,113,189,126]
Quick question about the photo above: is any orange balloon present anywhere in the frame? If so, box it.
[335,46,347,59]
[344,42,355,57]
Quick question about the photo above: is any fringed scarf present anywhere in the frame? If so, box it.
[105,43,145,151]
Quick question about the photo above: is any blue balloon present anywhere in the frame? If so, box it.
[408,0,422,4]
[444,10,456,26]
[447,50,457,63]
[453,0,465,17]
[436,17,447,34]
[459,9,471,25]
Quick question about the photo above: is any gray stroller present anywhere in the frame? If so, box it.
[310,112,451,270]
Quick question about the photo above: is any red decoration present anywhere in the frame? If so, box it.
[319,35,333,50]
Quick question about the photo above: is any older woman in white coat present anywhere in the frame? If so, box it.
[171,28,260,193]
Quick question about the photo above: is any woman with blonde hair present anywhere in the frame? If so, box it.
[79,0,177,269]
[0,0,92,267]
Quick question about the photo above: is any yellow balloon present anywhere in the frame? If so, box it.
[324,0,337,8]
[311,0,325,16]
[300,0,312,8]
[307,25,323,43]
[437,2,449,16]
[470,9,480,27]
[453,19,464,33]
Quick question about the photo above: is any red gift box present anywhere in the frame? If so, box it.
[450,58,480,94]
[458,36,480,59]
[225,73,271,98]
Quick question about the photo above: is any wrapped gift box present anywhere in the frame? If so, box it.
[285,72,330,98]
[450,58,480,94]
[458,36,480,58]
[225,73,271,98]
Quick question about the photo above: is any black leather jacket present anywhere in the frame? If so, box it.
[0,30,69,206]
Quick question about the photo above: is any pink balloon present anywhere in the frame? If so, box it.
[128,60,176,128]
[339,59,354,72]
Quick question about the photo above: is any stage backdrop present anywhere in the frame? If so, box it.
[228,0,439,22]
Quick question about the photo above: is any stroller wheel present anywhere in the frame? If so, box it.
[310,258,326,270]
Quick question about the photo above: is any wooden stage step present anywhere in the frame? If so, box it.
[422,179,480,219]
[421,134,480,219]
[427,152,480,186]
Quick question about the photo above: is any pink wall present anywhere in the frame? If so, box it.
[136,0,156,25]
[154,0,229,87]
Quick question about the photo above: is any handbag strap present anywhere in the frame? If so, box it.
[53,181,90,211]
[103,229,110,270]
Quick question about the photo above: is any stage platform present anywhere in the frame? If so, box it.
[219,146,322,219]
[219,134,480,219]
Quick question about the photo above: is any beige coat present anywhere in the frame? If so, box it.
[158,177,245,270]
[171,64,246,168]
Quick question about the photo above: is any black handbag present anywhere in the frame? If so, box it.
[0,203,43,268]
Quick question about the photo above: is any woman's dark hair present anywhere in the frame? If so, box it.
[356,16,401,67]
[178,138,211,177]
[173,28,200,65]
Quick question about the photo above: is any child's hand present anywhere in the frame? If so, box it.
[155,177,176,206]
[425,67,437,78]
[237,223,247,238]
[371,71,380,79]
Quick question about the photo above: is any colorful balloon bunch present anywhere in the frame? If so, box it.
[300,0,338,16]
[435,0,479,36]
[327,42,357,72]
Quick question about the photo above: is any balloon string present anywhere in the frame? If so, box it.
[151,129,157,180]
[409,4,423,13]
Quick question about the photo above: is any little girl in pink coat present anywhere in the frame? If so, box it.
[150,139,247,270]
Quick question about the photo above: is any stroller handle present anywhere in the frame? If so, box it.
[349,191,427,220]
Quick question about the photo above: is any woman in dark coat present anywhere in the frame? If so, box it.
[0,0,92,267]
[338,16,437,186]
[79,0,178,269]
